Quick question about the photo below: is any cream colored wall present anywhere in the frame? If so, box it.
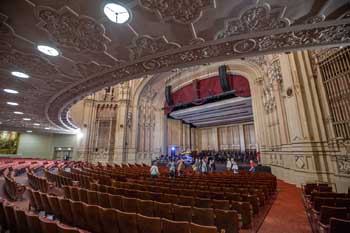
[16,133,79,159]
[68,50,350,193]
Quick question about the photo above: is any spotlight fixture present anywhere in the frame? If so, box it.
[45,127,50,130]
[33,123,40,126]
[3,89,18,94]
[6,102,18,106]
[23,118,31,121]
[104,3,130,24]
[14,111,24,115]
[11,71,30,79]
[37,45,59,56]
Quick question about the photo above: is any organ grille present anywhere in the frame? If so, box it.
[319,47,350,139]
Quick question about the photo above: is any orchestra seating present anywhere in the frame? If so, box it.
[0,197,88,233]
[4,170,26,201]
[0,158,280,233]
[302,183,350,233]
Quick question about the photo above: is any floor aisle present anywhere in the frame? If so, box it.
[258,180,311,233]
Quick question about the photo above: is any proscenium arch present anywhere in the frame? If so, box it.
[46,18,350,130]
[130,59,265,157]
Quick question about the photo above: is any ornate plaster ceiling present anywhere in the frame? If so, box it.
[0,0,349,133]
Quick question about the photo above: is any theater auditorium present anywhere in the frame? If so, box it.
[0,0,350,233]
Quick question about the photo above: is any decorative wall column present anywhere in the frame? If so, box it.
[113,82,130,164]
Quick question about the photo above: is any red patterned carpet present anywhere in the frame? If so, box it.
[258,180,311,233]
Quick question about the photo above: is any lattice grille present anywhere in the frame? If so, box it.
[319,47,350,139]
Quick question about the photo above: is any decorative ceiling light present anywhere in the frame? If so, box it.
[14,111,24,115]
[11,71,30,79]
[6,102,18,106]
[37,45,60,56]
[104,3,130,24]
[3,89,18,94]
[23,118,31,121]
[26,130,32,133]
[33,123,40,126]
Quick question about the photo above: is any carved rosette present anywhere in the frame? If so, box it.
[139,0,215,24]
[216,3,290,39]
[129,35,181,60]
[36,6,110,52]
[75,62,112,77]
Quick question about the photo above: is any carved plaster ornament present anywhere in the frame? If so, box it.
[295,156,305,169]
[139,0,215,24]
[36,6,110,52]
[129,35,181,60]
[75,62,112,77]
[216,3,290,39]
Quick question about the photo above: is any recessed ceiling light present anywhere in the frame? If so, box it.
[11,71,30,79]
[23,118,31,121]
[14,111,24,115]
[104,3,130,24]
[33,123,40,126]
[3,89,18,94]
[6,102,18,106]
[37,45,60,56]
[26,130,32,133]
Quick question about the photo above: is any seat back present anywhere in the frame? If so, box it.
[329,217,350,233]
[136,214,162,233]
[117,210,138,233]
[173,204,192,222]
[192,207,215,226]
[161,218,189,233]
[215,209,240,233]
[190,222,217,233]
[99,208,120,233]
[154,201,173,220]
[137,199,154,217]
[319,206,348,225]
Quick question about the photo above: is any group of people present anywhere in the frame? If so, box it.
[192,157,216,174]
[150,158,187,179]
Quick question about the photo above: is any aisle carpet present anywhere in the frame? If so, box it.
[258,180,311,233]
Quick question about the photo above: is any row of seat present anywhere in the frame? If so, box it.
[0,198,88,233]
[44,169,73,188]
[302,183,350,233]
[28,170,55,193]
[58,169,96,189]
[27,189,220,233]
[110,180,265,210]
[62,185,243,231]
[4,172,25,201]
[92,181,259,218]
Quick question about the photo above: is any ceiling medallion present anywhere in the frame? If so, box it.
[37,45,60,56]
[11,71,30,78]
[104,3,130,24]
